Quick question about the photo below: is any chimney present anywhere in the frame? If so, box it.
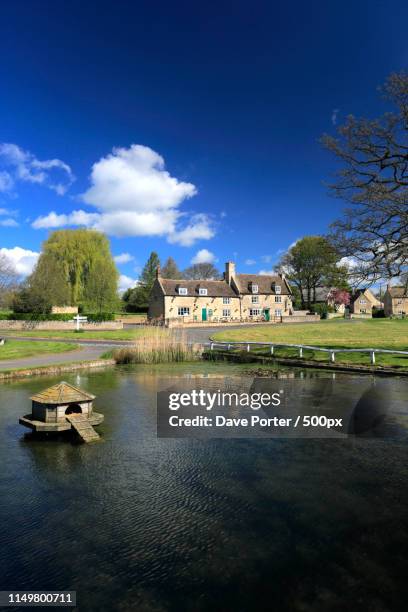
[156,265,161,279]
[225,261,235,285]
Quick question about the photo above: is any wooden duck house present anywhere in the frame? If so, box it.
[20,381,104,442]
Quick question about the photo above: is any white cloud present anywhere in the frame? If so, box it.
[0,246,40,276]
[168,213,214,246]
[83,145,196,212]
[245,258,256,265]
[258,269,275,275]
[114,252,134,265]
[118,274,139,293]
[0,218,19,227]
[0,143,74,195]
[331,109,339,125]
[0,171,14,192]
[191,248,217,264]
[31,144,214,246]
[0,207,17,216]
[261,255,272,263]
[32,210,99,229]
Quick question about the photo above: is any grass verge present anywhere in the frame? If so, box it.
[212,319,408,370]
[0,328,152,341]
[0,340,78,361]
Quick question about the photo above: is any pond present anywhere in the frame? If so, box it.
[1,363,408,611]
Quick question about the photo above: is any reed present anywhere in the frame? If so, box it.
[113,328,202,364]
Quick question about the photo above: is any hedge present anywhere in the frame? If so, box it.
[0,312,115,322]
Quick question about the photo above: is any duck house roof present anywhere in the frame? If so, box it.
[30,381,95,404]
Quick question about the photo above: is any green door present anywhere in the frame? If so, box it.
[202,308,207,321]
[264,309,270,322]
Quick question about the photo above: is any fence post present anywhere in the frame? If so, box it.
[370,350,376,365]
[247,344,250,352]
[299,347,303,358]
[270,345,274,355]
[210,342,214,351]
[227,344,231,351]
[330,351,335,363]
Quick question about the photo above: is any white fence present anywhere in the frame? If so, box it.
[207,341,408,365]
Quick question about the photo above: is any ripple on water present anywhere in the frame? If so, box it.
[0,367,407,611]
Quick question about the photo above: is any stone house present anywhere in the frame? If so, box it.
[350,288,382,316]
[51,306,78,315]
[383,286,408,317]
[148,261,292,323]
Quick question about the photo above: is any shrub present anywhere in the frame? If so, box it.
[7,312,74,321]
[372,308,385,318]
[310,303,334,318]
[4,311,115,322]
[113,329,202,364]
[85,312,115,322]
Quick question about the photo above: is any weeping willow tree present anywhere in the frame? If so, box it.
[14,229,119,313]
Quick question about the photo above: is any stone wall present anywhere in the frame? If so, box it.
[281,315,320,323]
[0,320,123,331]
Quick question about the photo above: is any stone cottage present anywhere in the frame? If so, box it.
[383,285,408,317]
[148,261,292,323]
[349,288,382,316]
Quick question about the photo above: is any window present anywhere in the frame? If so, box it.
[251,295,259,304]
[249,308,261,316]
[360,299,366,305]
[223,297,231,304]
[360,309,367,314]
[178,307,190,316]
[275,285,281,294]
[275,295,282,303]
[275,309,282,317]
[178,287,188,295]
[222,309,231,317]
[198,287,207,296]
[251,284,258,293]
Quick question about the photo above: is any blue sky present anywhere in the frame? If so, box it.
[0,1,407,290]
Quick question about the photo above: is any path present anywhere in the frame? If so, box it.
[0,344,105,371]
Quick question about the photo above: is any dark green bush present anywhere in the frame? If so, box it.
[6,312,74,321]
[372,308,385,318]
[85,313,115,322]
[3,311,115,322]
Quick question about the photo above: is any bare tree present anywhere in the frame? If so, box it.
[0,253,19,307]
[321,72,408,286]
[183,263,220,280]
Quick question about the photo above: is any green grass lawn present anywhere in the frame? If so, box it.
[0,327,154,341]
[0,340,78,360]
[213,319,408,369]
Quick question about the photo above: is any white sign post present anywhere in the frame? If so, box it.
[72,314,88,331]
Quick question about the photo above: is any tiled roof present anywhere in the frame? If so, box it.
[234,274,291,295]
[31,382,95,404]
[388,286,408,298]
[158,278,237,297]
[350,288,382,304]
